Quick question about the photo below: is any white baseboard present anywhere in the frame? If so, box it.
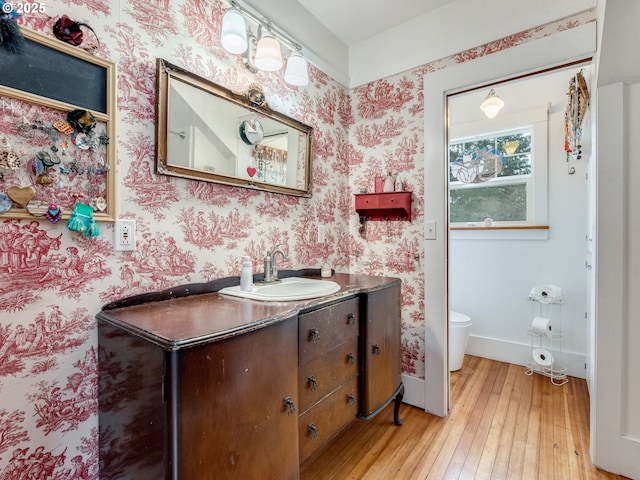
[401,374,426,409]
[467,334,587,379]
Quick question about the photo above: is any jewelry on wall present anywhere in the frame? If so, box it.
[564,70,590,174]
[0,94,110,223]
[252,144,288,185]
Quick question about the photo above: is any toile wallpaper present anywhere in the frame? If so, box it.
[0,0,593,476]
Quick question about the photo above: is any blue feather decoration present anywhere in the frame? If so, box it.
[0,1,24,53]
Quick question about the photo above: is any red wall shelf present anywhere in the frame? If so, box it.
[354,191,412,222]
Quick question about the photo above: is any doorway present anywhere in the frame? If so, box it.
[422,23,596,417]
[447,65,591,384]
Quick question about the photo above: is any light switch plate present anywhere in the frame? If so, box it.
[425,221,437,240]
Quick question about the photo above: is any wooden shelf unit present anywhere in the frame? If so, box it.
[355,191,412,221]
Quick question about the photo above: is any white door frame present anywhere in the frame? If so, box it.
[591,81,640,479]
[423,23,597,416]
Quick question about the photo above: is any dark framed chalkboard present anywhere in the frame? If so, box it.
[0,31,108,113]
[0,28,116,222]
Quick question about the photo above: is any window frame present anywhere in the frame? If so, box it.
[448,107,549,230]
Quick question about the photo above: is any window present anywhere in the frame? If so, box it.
[449,128,531,223]
[448,107,548,228]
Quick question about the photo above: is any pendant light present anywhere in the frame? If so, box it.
[480,89,505,119]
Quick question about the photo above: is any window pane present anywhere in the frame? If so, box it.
[501,153,531,177]
[450,183,527,223]
[450,131,532,182]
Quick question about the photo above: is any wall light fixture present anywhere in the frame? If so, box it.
[480,89,505,118]
[221,0,309,86]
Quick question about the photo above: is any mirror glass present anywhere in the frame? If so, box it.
[156,59,313,197]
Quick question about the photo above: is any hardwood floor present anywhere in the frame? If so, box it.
[300,355,629,480]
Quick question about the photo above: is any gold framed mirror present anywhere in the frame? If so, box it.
[156,59,313,197]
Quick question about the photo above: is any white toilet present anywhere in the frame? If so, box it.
[449,311,472,371]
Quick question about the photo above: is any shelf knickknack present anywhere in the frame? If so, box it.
[0,27,117,222]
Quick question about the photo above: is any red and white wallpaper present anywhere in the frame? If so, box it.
[0,0,593,476]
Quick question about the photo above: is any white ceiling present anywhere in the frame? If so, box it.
[241,0,597,87]
[294,0,455,46]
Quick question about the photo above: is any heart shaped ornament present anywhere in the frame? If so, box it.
[45,204,62,224]
[26,200,49,216]
[7,186,34,206]
[247,166,257,178]
[90,196,107,212]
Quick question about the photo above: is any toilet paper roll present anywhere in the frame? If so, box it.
[529,285,562,303]
[532,348,554,367]
[531,316,552,334]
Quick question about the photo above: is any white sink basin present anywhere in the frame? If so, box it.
[219,277,340,302]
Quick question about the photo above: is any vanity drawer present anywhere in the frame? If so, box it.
[299,298,359,365]
[298,377,358,464]
[298,336,359,413]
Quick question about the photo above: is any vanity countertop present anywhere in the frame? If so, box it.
[97,273,400,350]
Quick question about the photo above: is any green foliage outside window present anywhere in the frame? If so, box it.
[450,184,527,222]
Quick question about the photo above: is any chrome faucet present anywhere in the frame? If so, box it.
[263,246,286,283]
[271,249,286,281]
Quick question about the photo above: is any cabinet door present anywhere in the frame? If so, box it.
[167,317,299,480]
[360,283,402,418]
[98,320,166,480]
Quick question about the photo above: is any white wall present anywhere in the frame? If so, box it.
[591,2,640,473]
[449,67,590,378]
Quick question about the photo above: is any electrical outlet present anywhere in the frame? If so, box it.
[317,225,326,243]
[114,220,136,251]
[120,225,131,245]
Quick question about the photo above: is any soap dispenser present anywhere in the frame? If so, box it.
[395,174,403,191]
[240,256,253,292]
[383,172,395,192]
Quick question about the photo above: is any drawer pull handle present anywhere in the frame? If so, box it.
[346,313,356,325]
[307,375,318,391]
[308,328,320,343]
[372,344,382,355]
[283,396,296,416]
[347,393,356,406]
[308,423,318,440]
[346,353,355,365]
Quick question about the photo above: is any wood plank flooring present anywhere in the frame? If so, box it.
[300,355,629,480]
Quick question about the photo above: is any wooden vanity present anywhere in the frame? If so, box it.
[97,271,403,479]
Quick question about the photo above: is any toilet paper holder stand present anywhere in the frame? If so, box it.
[525,286,568,386]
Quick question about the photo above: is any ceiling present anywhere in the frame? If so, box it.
[294,0,455,46]
[242,0,596,87]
